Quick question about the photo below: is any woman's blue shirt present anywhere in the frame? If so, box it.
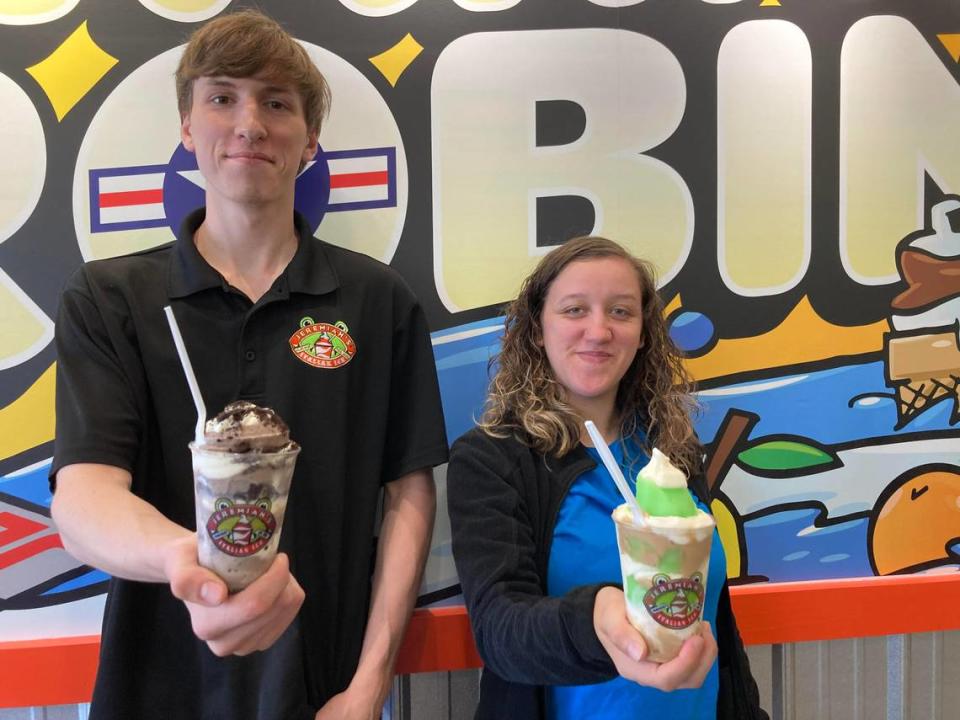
[545,436,726,720]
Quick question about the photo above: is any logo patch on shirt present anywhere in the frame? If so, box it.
[206,498,277,557]
[642,572,705,629]
[289,317,357,368]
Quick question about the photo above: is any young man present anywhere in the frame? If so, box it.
[50,10,448,719]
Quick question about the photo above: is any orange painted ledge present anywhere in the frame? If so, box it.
[730,572,960,645]
[394,606,482,674]
[0,635,101,708]
[3,575,960,708]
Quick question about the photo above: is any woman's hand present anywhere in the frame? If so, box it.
[593,586,717,692]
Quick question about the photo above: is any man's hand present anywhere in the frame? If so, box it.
[53,464,304,657]
[166,541,304,657]
[593,586,717,691]
[314,679,389,720]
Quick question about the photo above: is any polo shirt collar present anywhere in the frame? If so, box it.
[286,212,339,295]
[168,208,339,298]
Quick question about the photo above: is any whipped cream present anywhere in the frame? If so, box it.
[203,401,296,453]
[639,448,688,489]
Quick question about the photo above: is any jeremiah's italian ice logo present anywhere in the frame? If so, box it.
[206,497,277,557]
[290,317,357,368]
[642,572,705,629]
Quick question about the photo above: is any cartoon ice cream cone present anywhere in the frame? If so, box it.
[884,198,960,428]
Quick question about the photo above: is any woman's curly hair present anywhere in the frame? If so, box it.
[478,236,701,475]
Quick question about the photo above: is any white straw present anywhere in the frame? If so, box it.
[584,420,643,523]
[163,306,206,446]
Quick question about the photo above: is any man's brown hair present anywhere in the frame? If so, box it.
[175,9,331,134]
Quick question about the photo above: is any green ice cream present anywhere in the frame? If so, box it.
[634,448,698,517]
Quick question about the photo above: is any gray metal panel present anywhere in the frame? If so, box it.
[0,707,86,720]
[449,669,480,719]
[906,633,937,720]
[408,671,450,720]
[827,638,857,719]
[391,633,960,718]
[780,636,890,720]
[901,631,960,720]
[863,635,889,720]
[889,634,906,720]
[943,631,960,718]
[746,643,774,715]
[786,641,828,719]
[403,669,479,720]
[8,632,960,719]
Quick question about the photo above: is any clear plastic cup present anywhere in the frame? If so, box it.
[190,442,299,592]
[612,505,715,662]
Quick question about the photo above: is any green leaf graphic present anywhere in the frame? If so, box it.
[737,440,837,472]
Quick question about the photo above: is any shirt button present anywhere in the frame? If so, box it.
[245,349,256,362]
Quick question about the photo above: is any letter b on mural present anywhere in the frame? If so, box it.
[432,29,693,311]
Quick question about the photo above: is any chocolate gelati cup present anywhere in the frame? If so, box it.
[190,442,300,592]
[612,505,715,662]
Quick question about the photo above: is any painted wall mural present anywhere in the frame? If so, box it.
[0,0,958,648]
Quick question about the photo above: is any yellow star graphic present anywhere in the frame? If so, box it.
[26,20,117,121]
[938,33,960,63]
[369,33,424,87]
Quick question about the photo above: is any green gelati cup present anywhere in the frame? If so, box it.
[612,505,715,662]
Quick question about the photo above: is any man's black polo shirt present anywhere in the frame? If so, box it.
[52,210,449,719]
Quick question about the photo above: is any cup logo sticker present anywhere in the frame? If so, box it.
[289,317,357,369]
[206,497,277,557]
[643,572,704,629]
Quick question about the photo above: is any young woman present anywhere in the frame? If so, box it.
[447,237,766,719]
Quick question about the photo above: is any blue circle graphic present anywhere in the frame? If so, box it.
[162,144,331,235]
[669,311,715,355]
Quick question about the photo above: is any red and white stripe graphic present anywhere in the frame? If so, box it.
[95,172,165,225]
[327,155,390,204]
